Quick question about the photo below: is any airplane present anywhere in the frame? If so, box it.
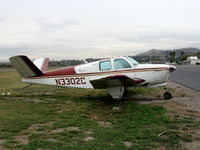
[9,55,176,100]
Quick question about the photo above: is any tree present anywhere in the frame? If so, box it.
[180,51,184,61]
[169,51,176,63]
[197,52,200,59]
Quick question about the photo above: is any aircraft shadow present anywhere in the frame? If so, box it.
[125,95,166,104]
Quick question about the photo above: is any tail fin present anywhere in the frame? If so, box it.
[9,55,43,77]
[33,58,49,72]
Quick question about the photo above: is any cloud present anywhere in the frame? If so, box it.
[1,20,200,61]
[34,18,80,31]
[0,17,6,23]
[100,28,200,47]
[124,31,200,43]
[2,26,200,61]
[0,46,29,60]
[0,42,98,61]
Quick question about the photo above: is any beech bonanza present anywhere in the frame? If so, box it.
[10,55,176,100]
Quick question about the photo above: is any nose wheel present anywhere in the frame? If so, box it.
[163,91,172,100]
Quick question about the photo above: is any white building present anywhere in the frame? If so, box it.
[186,56,200,65]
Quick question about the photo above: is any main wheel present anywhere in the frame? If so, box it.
[163,92,172,100]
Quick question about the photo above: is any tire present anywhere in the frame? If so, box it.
[163,92,172,100]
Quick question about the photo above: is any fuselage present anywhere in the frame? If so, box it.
[22,56,175,89]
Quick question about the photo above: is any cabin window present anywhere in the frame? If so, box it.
[114,58,131,69]
[99,60,111,71]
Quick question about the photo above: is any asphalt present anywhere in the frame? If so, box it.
[169,65,200,91]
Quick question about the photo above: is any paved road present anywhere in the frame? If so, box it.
[169,65,200,91]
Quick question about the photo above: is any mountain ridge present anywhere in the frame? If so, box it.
[137,47,200,57]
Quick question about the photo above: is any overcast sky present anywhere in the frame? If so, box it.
[0,0,200,60]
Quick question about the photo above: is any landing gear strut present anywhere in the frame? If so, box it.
[163,91,172,100]
[122,88,128,99]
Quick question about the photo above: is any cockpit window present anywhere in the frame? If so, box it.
[99,60,111,71]
[114,58,131,69]
[125,57,139,66]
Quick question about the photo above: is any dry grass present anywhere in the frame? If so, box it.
[0,71,199,150]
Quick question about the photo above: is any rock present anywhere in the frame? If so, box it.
[84,136,94,142]
[97,121,112,127]
[112,106,121,110]
[124,141,133,148]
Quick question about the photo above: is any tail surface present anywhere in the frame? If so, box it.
[33,58,49,72]
[9,55,44,77]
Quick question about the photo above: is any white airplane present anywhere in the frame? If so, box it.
[9,55,176,100]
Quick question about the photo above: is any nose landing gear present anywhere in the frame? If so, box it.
[163,91,172,100]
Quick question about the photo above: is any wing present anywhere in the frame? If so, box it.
[90,74,145,89]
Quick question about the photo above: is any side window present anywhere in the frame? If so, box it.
[99,60,111,71]
[114,58,131,69]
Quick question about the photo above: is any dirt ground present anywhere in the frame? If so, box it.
[167,81,200,150]
[129,81,200,150]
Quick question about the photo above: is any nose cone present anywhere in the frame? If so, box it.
[169,65,176,72]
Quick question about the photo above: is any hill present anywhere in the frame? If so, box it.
[138,49,166,57]
[137,47,200,57]
[133,47,200,63]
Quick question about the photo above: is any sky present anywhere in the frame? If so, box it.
[0,0,200,60]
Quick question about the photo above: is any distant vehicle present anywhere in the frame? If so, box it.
[196,62,200,65]
[10,55,176,100]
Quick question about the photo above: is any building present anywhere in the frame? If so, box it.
[186,56,200,65]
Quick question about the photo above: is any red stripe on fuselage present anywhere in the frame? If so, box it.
[43,66,76,76]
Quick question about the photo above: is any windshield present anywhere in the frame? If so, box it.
[126,57,139,66]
